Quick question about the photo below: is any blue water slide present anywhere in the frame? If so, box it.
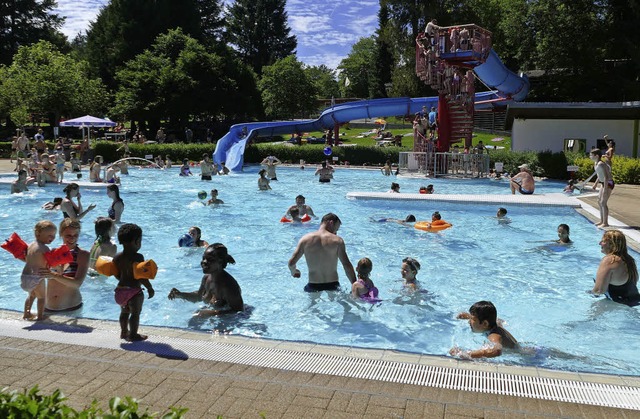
[474,49,530,101]
[214,47,528,171]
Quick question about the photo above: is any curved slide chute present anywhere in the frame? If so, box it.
[214,49,528,171]
[474,49,530,102]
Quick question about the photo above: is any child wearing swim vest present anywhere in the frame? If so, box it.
[113,223,155,341]
[21,220,57,320]
[450,300,518,359]
[351,257,379,300]
[89,217,117,271]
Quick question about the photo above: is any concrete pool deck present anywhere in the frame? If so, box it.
[1,158,640,417]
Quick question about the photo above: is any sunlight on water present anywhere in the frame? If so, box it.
[0,166,638,375]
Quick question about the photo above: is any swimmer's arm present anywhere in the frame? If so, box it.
[168,277,206,302]
[450,335,503,359]
[140,278,154,299]
[288,242,305,278]
[592,256,614,294]
[351,282,364,298]
[337,241,357,284]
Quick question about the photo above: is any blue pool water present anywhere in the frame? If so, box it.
[1,166,639,376]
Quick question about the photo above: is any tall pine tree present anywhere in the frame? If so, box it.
[0,0,66,65]
[224,0,296,75]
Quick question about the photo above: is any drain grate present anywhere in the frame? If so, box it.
[1,317,638,410]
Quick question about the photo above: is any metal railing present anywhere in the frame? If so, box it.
[399,151,490,178]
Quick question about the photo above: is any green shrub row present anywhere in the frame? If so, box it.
[3,141,640,184]
[0,386,187,418]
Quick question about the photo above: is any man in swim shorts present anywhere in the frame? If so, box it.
[315,161,334,183]
[286,195,316,219]
[288,213,356,292]
[509,164,535,195]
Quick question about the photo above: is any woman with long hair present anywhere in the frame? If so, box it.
[59,183,96,221]
[592,230,639,306]
[106,184,124,223]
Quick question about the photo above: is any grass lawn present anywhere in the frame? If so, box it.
[299,127,511,150]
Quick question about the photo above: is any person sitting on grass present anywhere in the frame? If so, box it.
[450,300,518,359]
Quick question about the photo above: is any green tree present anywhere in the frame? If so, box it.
[85,0,223,89]
[259,55,316,119]
[304,65,340,99]
[0,41,109,128]
[337,37,377,98]
[372,2,394,97]
[113,29,260,134]
[0,0,67,66]
[224,0,297,75]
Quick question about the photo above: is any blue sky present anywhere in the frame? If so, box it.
[54,0,380,69]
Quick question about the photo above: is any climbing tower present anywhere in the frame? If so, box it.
[415,24,492,152]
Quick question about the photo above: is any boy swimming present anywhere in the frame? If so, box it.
[450,300,518,359]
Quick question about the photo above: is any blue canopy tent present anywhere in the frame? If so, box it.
[60,115,116,144]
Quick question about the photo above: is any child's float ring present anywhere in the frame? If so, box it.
[414,220,452,232]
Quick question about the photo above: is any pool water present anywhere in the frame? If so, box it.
[1,166,639,376]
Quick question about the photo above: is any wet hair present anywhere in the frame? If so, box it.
[469,301,498,328]
[52,197,63,205]
[296,194,305,200]
[497,207,507,216]
[590,149,602,157]
[602,230,638,285]
[59,218,81,235]
[289,207,300,218]
[34,220,56,235]
[321,213,341,225]
[258,169,267,176]
[402,257,421,273]
[94,217,115,243]
[117,223,142,245]
[391,182,400,191]
[211,189,218,195]
[205,243,236,268]
[558,223,570,234]
[63,182,80,197]
[356,257,373,278]
[189,226,205,246]
[432,211,442,220]
[107,184,122,203]
[405,214,416,222]
[426,184,434,191]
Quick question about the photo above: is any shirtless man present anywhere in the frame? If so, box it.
[510,164,535,195]
[288,213,356,292]
[286,195,316,219]
[314,161,334,183]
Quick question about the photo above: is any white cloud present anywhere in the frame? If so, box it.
[55,0,380,69]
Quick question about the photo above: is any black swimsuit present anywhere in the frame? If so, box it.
[608,280,640,307]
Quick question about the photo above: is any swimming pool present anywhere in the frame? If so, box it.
[1,166,638,376]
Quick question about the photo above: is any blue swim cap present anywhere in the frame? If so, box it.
[178,233,194,247]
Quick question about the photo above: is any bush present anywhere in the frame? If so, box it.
[572,155,640,184]
[0,385,187,418]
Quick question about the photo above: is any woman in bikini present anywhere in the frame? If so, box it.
[59,183,96,221]
[106,184,124,223]
[42,219,90,312]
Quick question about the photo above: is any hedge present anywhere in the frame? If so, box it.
[3,141,640,184]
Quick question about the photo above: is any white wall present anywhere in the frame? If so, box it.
[511,119,638,157]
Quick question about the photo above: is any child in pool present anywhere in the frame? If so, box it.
[113,223,154,341]
[351,257,378,300]
[556,223,572,244]
[89,217,118,270]
[21,220,57,320]
[179,159,192,176]
[450,300,518,359]
[168,243,244,317]
[401,257,421,289]
[496,207,510,224]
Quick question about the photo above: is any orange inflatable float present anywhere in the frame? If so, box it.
[95,256,157,280]
[280,214,311,223]
[1,232,28,261]
[44,245,74,267]
[95,256,118,276]
[414,220,452,232]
